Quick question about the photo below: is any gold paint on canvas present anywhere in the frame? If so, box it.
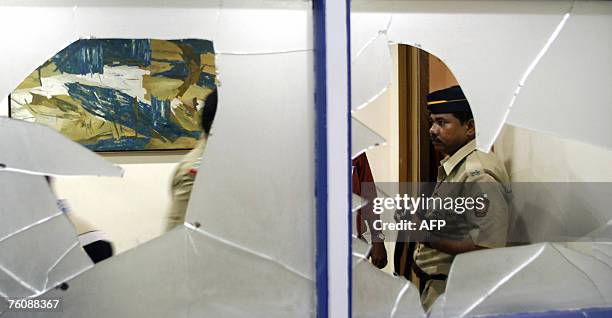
[143,76,183,100]
[151,40,183,61]
[146,136,197,149]
[23,94,137,144]
[180,85,211,108]
[147,61,174,75]
[200,53,216,75]
[170,102,200,132]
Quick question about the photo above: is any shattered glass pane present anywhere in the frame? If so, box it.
[353,236,371,260]
[0,6,77,99]
[215,7,312,53]
[438,243,612,317]
[352,0,573,151]
[508,1,612,151]
[1,1,315,316]
[0,213,92,299]
[352,193,368,212]
[5,226,313,318]
[0,118,122,177]
[0,172,59,240]
[184,227,313,316]
[583,220,612,242]
[350,2,612,317]
[352,117,386,159]
[351,13,392,59]
[73,7,218,40]
[576,222,612,268]
[186,51,315,279]
[351,34,392,111]
[593,243,612,268]
[509,183,612,243]
[352,259,424,318]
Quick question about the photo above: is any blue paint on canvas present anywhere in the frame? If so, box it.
[66,83,201,143]
[84,137,151,152]
[52,40,105,75]
[52,39,152,75]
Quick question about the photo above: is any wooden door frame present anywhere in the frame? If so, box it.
[395,45,432,281]
[398,45,431,184]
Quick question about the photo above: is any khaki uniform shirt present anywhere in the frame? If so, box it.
[414,139,511,276]
[165,139,207,231]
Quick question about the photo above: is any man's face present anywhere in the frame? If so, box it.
[429,113,474,156]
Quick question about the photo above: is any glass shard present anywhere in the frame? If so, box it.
[0,118,122,177]
[352,117,386,159]
[185,51,315,280]
[352,1,572,151]
[73,7,218,41]
[216,6,312,54]
[442,243,612,317]
[0,6,77,99]
[0,172,59,241]
[508,1,612,151]
[351,34,392,110]
[352,193,368,212]
[0,214,92,299]
[351,12,392,59]
[185,227,314,317]
[592,243,612,268]
[6,226,313,318]
[0,1,316,316]
[353,236,371,261]
[352,259,424,318]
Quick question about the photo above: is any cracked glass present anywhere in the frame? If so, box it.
[431,243,612,317]
[0,0,315,316]
[352,248,424,318]
[0,197,92,299]
[350,1,612,317]
[185,51,315,279]
[0,118,122,177]
[508,1,612,151]
[4,227,313,317]
[352,0,576,152]
[352,117,386,159]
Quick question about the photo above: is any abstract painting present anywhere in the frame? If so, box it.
[10,39,216,151]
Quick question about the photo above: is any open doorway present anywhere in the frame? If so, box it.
[394,45,460,280]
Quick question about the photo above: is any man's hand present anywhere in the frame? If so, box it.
[369,241,388,269]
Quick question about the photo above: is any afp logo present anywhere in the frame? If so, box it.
[419,219,446,231]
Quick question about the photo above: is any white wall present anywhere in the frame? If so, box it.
[54,156,183,254]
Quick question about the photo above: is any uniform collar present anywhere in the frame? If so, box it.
[440,139,476,176]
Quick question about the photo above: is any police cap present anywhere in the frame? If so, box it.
[427,85,471,114]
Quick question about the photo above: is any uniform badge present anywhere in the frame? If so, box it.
[474,197,489,217]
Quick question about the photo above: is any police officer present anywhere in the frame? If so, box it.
[165,89,218,231]
[413,85,511,310]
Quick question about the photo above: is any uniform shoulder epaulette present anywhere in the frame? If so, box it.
[465,151,484,177]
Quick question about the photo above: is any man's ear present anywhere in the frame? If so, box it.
[465,119,475,139]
